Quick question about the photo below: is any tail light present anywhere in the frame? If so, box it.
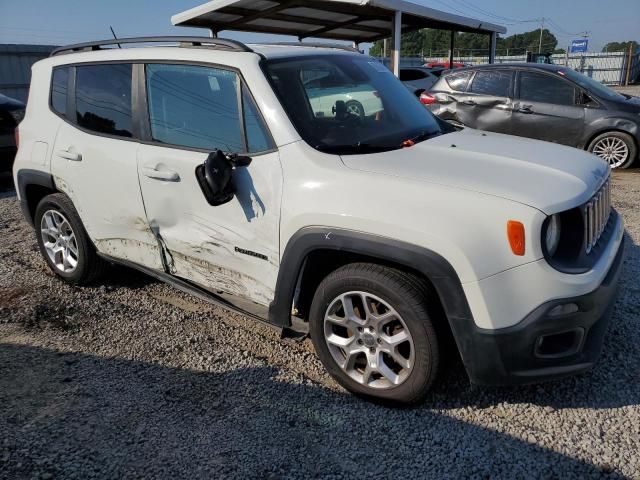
[419,92,436,105]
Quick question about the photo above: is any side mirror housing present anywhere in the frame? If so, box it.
[195,150,252,206]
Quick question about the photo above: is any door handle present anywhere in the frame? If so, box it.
[56,149,82,161]
[462,100,476,106]
[518,105,533,114]
[142,165,180,182]
[495,104,512,111]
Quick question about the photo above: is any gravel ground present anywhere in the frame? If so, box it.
[1,171,639,479]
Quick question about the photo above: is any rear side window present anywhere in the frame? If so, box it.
[146,63,272,153]
[445,71,472,91]
[519,71,575,106]
[75,64,133,137]
[51,67,69,117]
[469,70,512,97]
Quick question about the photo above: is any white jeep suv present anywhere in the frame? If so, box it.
[13,37,625,404]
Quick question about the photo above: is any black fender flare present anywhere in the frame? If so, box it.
[268,227,474,331]
[15,168,56,226]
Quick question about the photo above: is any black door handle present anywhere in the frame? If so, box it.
[462,99,476,106]
[518,105,533,113]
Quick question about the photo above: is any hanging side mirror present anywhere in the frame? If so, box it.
[195,150,252,206]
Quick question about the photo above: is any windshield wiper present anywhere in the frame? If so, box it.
[316,142,401,154]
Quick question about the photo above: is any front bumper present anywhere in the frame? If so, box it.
[458,236,624,385]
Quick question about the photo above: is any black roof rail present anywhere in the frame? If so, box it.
[50,36,253,57]
[255,42,362,53]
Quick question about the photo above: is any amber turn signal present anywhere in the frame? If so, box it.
[507,221,525,256]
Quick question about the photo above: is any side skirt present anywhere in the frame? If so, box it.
[97,253,307,338]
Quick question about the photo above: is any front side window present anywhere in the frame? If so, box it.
[51,67,69,117]
[75,64,133,137]
[265,55,450,154]
[469,70,512,97]
[519,71,575,105]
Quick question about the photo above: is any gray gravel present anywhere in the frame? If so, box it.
[1,171,639,479]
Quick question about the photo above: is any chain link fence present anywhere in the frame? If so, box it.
[375,50,640,86]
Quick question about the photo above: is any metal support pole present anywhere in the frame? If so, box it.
[488,32,497,63]
[449,30,455,68]
[625,43,633,86]
[391,10,401,77]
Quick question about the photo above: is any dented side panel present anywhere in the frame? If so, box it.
[51,121,163,271]
[137,144,282,307]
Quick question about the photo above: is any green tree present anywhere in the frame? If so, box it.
[602,41,639,53]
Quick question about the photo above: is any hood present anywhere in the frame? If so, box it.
[341,129,608,214]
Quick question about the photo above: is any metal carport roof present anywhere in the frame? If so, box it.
[172,0,506,43]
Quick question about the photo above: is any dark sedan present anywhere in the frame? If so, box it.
[0,93,25,171]
[429,64,640,168]
[399,67,440,97]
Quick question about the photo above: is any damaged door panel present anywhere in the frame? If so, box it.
[50,63,161,270]
[453,69,515,134]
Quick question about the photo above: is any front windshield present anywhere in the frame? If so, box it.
[264,54,450,154]
[559,68,625,102]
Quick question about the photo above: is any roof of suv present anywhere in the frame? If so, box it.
[448,63,564,75]
[49,37,361,61]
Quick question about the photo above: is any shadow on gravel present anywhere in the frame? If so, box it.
[0,344,621,479]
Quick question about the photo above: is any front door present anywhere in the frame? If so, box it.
[50,63,161,269]
[455,69,514,134]
[136,63,281,314]
[511,70,585,146]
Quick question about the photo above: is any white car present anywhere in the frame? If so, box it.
[13,37,624,404]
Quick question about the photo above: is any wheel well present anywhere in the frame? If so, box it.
[24,183,57,223]
[585,128,638,151]
[294,250,445,319]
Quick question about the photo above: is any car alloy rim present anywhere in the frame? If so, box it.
[592,137,629,168]
[323,291,415,389]
[40,210,79,273]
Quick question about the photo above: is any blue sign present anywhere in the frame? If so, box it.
[570,39,588,53]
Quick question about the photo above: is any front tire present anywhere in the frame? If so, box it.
[588,131,637,169]
[35,193,107,285]
[309,263,440,405]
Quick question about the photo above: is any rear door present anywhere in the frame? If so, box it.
[511,70,585,146]
[50,63,161,269]
[136,63,281,314]
[455,69,514,133]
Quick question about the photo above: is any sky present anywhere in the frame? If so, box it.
[0,0,638,52]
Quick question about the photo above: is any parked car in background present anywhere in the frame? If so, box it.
[429,64,640,168]
[0,93,25,171]
[399,67,439,97]
[425,61,469,69]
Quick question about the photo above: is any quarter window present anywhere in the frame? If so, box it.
[75,64,133,137]
[519,72,575,105]
[51,67,69,117]
[469,70,512,97]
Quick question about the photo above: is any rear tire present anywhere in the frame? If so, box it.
[588,131,637,169]
[309,263,440,405]
[34,193,107,285]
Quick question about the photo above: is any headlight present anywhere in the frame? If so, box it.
[545,214,562,256]
[9,108,25,125]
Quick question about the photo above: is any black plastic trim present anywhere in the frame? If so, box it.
[269,227,474,331]
[15,169,56,226]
